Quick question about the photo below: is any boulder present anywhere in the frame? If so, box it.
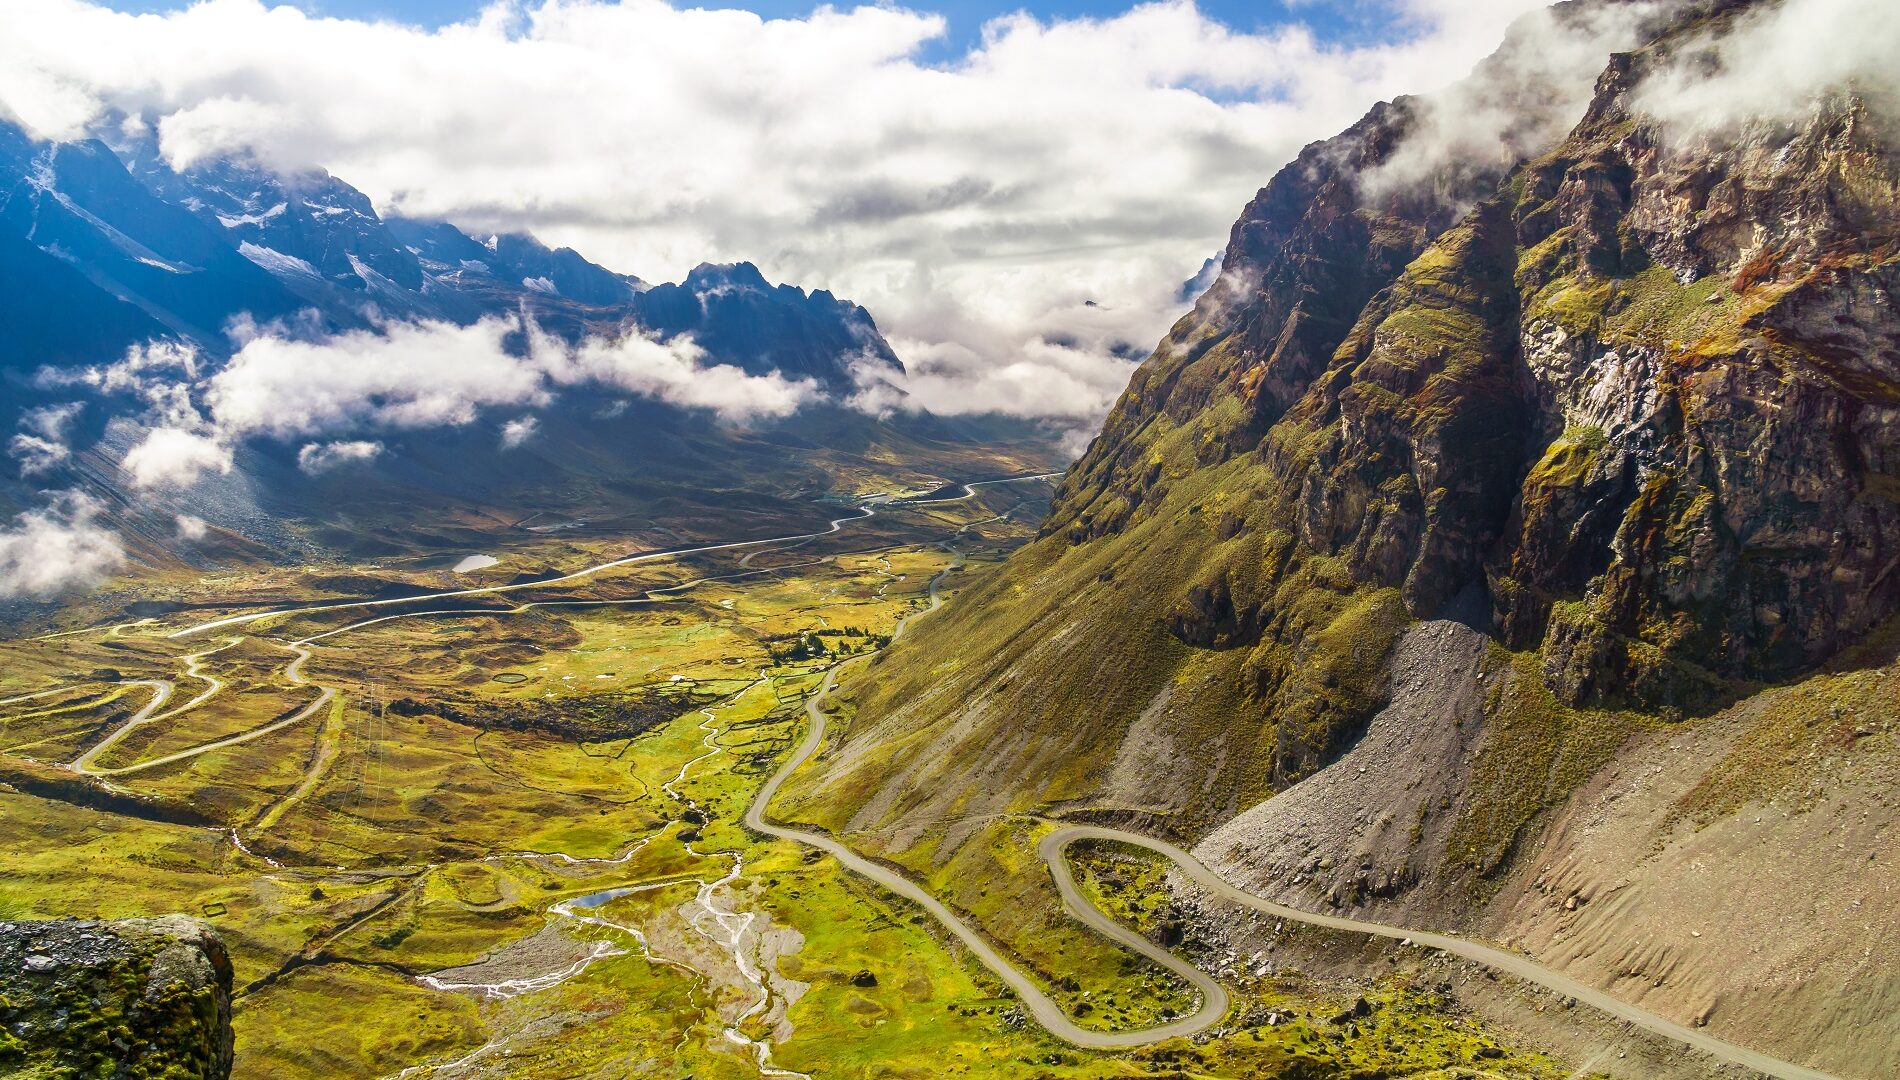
[0,915,234,1079]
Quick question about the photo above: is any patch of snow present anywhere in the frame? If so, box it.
[217,202,287,229]
[26,152,56,193]
[44,185,199,272]
[347,252,406,295]
[239,242,319,277]
[522,275,557,294]
[460,259,490,272]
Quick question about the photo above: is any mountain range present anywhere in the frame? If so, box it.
[0,113,901,391]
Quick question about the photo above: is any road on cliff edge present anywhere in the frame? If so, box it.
[745,544,1844,1079]
[1037,827,1839,1080]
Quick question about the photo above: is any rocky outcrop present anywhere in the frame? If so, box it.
[0,916,234,1080]
[1052,0,1900,711]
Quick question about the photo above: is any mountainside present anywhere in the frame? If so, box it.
[0,123,311,365]
[781,1,1898,1074]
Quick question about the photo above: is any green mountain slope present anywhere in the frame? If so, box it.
[780,2,1899,1072]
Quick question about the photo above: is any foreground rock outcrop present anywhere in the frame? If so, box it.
[0,916,234,1080]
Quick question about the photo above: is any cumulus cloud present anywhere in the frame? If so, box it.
[542,327,818,422]
[9,402,84,476]
[120,425,234,489]
[0,0,1563,423]
[41,340,200,396]
[297,439,383,474]
[207,317,549,439]
[0,492,125,598]
[498,416,538,450]
[174,513,208,540]
[849,338,1138,421]
[202,316,810,439]
[80,366,237,489]
[1632,0,1900,138]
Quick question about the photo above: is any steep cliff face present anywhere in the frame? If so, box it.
[1492,64,1900,706]
[786,0,1899,898]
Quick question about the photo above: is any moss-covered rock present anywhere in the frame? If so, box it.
[0,916,233,1080]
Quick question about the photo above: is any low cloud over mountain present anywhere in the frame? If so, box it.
[0,492,123,598]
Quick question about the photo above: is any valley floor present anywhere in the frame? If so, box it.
[0,474,1776,1080]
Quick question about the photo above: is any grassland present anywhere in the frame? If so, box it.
[0,477,1569,1079]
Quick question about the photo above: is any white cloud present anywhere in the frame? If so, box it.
[120,425,234,489]
[201,315,811,440]
[207,317,548,438]
[40,340,199,396]
[174,512,208,540]
[542,326,819,423]
[45,315,813,483]
[297,439,383,474]
[498,416,537,449]
[9,402,84,476]
[1631,0,1900,139]
[1357,1,1673,200]
[0,0,1562,423]
[0,492,125,598]
[849,338,1137,421]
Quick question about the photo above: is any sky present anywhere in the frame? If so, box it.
[97,0,1399,51]
[1,0,1637,432]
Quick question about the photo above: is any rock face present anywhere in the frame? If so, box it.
[0,916,234,1080]
[779,2,1899,1072]
[1051,0,1900,714]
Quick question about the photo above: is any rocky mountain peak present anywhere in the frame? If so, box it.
[684,260,773,292]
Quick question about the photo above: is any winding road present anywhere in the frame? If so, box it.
[65,679,172,773]
[1038,828,1839,1080]
[744,563,1231,1049]
[169,507,892,640]
[75,642,336,778]
[168,473,1061,642]
[744,512,1843,1078]
[24,469,1833,1077]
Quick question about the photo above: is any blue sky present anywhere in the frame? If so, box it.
[100,0,1406,54]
